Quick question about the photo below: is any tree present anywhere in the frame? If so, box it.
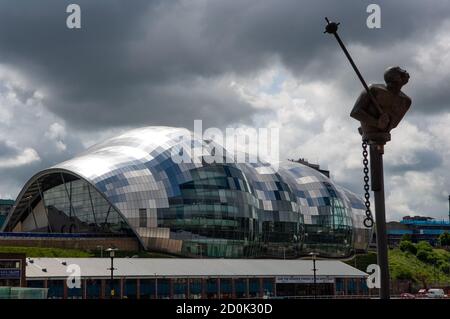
[416,250,430,263]
[439,263,450,275]
[399,240,417,255]
[416,241,433,252]
[401,234,412,242]
[438,232,450,247]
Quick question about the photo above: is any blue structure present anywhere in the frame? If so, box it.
[0,199,14,229]
[387,216,450,246]
[2,126,371,258]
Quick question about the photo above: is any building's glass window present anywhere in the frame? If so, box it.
[234,278,247,298]
[86,279,101,299]
[335,278,344,295]
[18,173,133,235]
[47,280,64,299]
[27,280,45,288]
[189,279,202,299]
[123,279,137,299]
[157,279,171,299]
[67,284,83,299]
[262,278,274,298]
[173,278,186,298]
[206,278,219,299]
[220,278,232,299]
[140,279,156,299]
[139,209,147,228]
[105,279,121,299]
[248,278,260,298]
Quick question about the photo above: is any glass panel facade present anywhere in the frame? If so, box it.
[206,278,219,299]
[234,278,247,298]
[219,278,232,299]
[156,279,170,299]
[189,279,202,299]
[86,279,101,299]
[17,174,133,235]
[139,279,156,299]
[123,279,137,299]
[5,127,371,259]
[47,280,64,299]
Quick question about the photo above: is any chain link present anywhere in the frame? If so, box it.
[362,140,374,228]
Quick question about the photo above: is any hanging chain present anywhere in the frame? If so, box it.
[362,140,374,228]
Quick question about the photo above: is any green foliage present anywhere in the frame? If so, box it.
[0,246,93,257]
[0,246,176,258]
[438,232,450,246]
[345,251,377,271]
[399,240,417,255]
[416,241,433,252]
[439,263,450,275]
[349,248,450,287]
[416,250,431,263]
[394,268,414,281]
[401,234,412,242]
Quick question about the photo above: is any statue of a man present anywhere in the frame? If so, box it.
[350,66,411,144]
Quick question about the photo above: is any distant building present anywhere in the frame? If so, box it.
[0,199,14,229]
[26,258,369,299]
[387,215,450,246]
[289,158,330,178]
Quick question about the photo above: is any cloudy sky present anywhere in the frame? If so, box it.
[0,0,449,221]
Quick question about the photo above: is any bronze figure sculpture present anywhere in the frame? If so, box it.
[324,17,411,299]
[350,66,411,144]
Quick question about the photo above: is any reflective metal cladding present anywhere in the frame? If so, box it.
[3,126,372,258]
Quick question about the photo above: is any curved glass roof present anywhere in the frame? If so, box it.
[3,126,371,258]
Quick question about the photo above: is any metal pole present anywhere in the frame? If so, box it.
[313,256,317,299]
[110,255,114,299]
[324,17,391,300]
[324,17,383,115]
[448,195,450,223]
[370,144,390,299]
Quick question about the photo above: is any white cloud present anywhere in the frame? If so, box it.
[228,60,450,221]
[45,122,67,152]
[0,146,40,168]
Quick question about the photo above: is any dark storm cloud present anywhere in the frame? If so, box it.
[0,0,449,132]
[0,140,19,159]
[387,150,443,175]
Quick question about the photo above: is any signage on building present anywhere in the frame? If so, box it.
[0,253,26,287]
[0,268,21,279]
[275,276,335,284]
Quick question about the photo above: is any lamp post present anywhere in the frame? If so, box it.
[106,248,118,299]
[309,252,318,299]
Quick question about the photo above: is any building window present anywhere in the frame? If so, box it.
[123,279,137,299]
[86,279,101,299]
[139,209,147,228]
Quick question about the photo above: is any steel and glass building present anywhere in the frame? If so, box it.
[2,127,371,258]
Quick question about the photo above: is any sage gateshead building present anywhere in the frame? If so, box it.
[1,127,371,259]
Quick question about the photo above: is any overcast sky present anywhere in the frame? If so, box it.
[0,0,449,221]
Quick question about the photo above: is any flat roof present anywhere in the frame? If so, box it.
[26,258,367,280]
